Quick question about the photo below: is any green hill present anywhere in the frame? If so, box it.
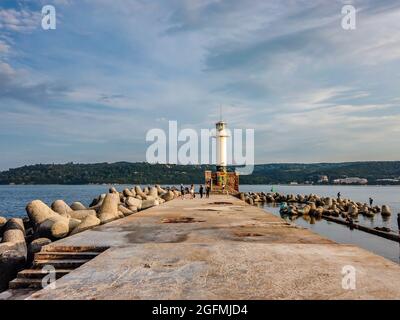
[0,161,399,185]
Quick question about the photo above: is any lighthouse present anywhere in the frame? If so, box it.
[204,118,239,194]
[216,120,229,172]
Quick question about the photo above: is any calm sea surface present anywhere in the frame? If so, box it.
[0,184,399,263]
[240,185,400,263]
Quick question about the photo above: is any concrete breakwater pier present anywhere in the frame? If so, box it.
[1,193,399,300]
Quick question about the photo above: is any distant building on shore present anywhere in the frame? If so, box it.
[333,177,368,185]
[376,178,400,182]
[318,175,329,183]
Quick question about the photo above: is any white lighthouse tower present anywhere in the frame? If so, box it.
[216,120,229,172]
[205,115,239,193]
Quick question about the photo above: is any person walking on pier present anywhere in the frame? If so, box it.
[199,185,204,198]
[369,197,374,206]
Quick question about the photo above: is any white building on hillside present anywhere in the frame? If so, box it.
[333,177,368,185]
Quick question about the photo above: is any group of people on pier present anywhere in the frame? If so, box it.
[180,184,211,199]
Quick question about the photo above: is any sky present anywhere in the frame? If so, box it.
[0,0,400,170]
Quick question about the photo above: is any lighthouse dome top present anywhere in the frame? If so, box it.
[216,120,227,131]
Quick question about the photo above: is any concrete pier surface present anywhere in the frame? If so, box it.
[28,195,400,300]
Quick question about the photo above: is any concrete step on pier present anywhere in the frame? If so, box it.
[8,246,106,291]
[34,251,100,260]
[40,245,109,253]
[10,278,51,290]
[32,259,90,269]
[17,269,71,279]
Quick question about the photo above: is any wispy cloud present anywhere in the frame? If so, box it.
[0,39,10,53]
[0,8,40,33]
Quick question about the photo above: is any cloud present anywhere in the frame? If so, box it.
[0,40,10,53]
[0,60,71,108]
[323,3,400,66]
[0,8,40,33]
[0,61,15,75]
[1,0,400,169]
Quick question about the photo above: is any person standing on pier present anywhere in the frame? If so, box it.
[180,184,185,200]
[190,184,195,199]
[184,186,189,199]
[206,184,211,198]
[199,185,204,198]
[369,197,374,206]
[337,192,341,200]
